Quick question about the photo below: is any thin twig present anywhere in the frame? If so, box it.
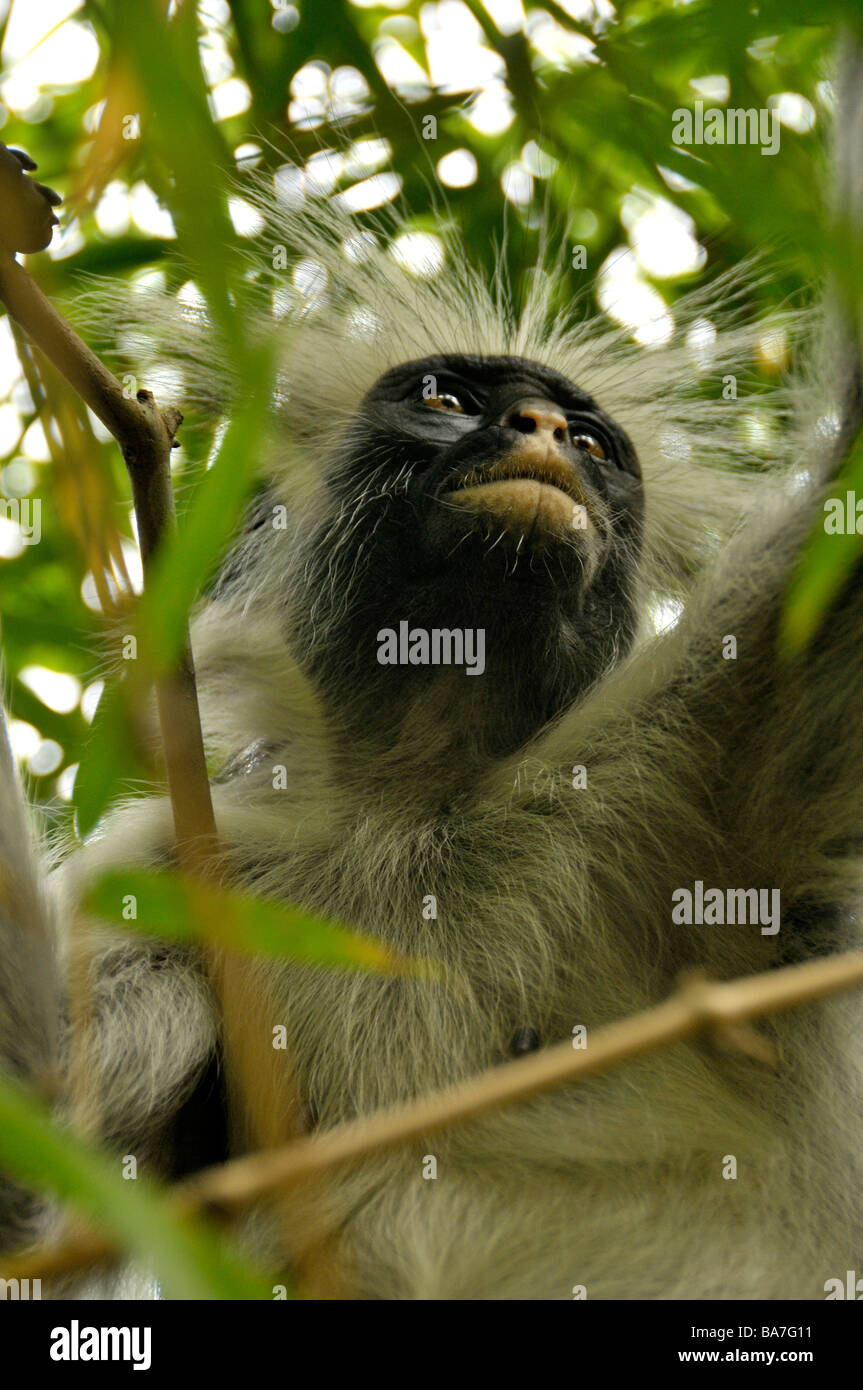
[0,232,329,1284]
[5,946,863,1283]
[0,253,211,851]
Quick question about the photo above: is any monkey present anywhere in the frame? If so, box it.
[3,48,863,1302]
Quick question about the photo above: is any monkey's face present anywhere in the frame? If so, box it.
[337,353,643,583]
[301,354,645,752]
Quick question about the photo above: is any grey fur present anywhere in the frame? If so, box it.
[3,44,863,1300]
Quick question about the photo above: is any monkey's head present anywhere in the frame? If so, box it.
[104,196,786,768]
[289,351,644,760]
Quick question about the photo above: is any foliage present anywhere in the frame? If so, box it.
[0,0,851,813]
[0,0,860,1295]
[0,1070,274,1298]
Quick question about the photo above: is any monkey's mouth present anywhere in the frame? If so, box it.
[441,447,594,536]
[450,451,581,499]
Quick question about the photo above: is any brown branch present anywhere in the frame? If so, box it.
[0,257,178,476]
[0,148,209,863]
[0,201,333,1286]
[5,946,863,1285]
[175,948,863,1200]
[0,253,219,944]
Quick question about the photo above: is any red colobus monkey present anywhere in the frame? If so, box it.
[2,43,863,1301]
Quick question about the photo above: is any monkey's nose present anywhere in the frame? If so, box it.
[501,398,569,445]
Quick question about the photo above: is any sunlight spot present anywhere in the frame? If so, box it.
[20,666,82,715]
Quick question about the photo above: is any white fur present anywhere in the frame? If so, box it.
[4,46,863,1299]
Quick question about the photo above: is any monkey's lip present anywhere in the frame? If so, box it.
[445,450,583,503]
[441,449,592,534]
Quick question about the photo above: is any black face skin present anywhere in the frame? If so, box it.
[293,353,644,762]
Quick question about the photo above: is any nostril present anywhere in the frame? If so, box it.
[510,413,537,435]
[502,399,569,441]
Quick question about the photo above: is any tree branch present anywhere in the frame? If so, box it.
[5,946,863,1284]
[0,151,336,1290]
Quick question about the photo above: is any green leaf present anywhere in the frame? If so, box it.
[85,866,441,979]
[0,1071,274,1300]
[135,339,277,681]
[100,0,241,338]
[780,431,863,656]
[72,679,152,840]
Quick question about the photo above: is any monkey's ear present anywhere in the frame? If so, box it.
[0,142,62,254]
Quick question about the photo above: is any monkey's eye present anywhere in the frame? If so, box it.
[571,431,607,461]
[425,393,465,413]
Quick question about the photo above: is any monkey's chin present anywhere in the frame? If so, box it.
[444,478,592,540]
